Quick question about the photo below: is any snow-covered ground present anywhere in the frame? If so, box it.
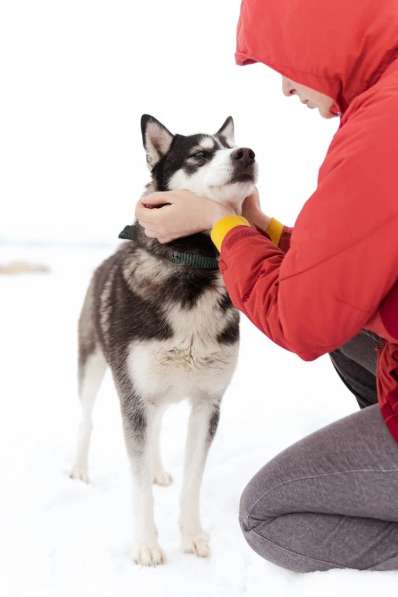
[1,244,397,597]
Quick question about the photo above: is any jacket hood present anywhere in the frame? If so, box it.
[235,0,398,115]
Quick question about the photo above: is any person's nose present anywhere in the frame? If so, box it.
[282,78,296,97]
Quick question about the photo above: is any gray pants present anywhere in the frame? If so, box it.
[239,330,398,572]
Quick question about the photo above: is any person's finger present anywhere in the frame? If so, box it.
[136,207,163,225]
[158,235,173,244]
[140,192,173,207]
[142,226,158,238]
[243,189,261,210]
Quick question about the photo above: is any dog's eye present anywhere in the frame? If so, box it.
[190,151,208,160]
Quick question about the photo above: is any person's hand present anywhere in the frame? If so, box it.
[135,189,237,244]
[241,187,271,231]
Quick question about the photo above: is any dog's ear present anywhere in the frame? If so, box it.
[141,115,174,169]
[215,116,235,146]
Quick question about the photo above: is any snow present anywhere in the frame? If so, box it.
[1,244,397,597]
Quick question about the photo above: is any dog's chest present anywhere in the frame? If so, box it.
[160,284,234,366]
[127,268,239,401]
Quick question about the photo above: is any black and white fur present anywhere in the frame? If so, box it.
[70,115,257,566]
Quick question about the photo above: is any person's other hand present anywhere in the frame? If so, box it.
[135,189,237,244]
[241,188,271,231]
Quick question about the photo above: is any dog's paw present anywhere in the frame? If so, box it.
[69,466,90,484]
[132,543,166,566]
[152,469,173,486]
[181,531,210,558]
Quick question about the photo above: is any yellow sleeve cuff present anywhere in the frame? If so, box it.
[266,217,284,246]
[210,214,251,252]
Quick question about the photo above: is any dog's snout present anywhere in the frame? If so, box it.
[231,147,256,166]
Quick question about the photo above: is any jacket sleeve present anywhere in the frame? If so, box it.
[210,100,398,361]
[254,218,293,253]
[211,214,293,253]
[278,225,293,253]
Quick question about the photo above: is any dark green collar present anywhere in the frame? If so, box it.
[118,225,220,270]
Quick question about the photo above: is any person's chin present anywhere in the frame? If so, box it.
[319,107,337,119]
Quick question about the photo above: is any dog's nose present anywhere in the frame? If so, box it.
[231,147,256,167]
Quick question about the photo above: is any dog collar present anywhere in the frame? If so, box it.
[118,225,220,270]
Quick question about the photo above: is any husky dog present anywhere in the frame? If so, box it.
[70,114,257,566]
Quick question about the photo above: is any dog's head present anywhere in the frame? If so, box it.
[141,115,258,212]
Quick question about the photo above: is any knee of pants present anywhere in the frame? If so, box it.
[238,464,281,534]
[238,478,287,565]
[239,477,261,533]
[238,477,329,574]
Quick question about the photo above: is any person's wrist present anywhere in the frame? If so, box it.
[253,212,272,232]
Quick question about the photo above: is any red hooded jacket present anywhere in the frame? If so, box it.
[209,0,398,442]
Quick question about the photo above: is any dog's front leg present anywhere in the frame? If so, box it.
[150,404,173,486]
[179,396,221,558]
[117,385,166,566]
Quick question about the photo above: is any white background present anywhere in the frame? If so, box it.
[2,2,395,597]
[1,0,338,244]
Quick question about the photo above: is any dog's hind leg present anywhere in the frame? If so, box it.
[179,396,222,558]
[115,374,166,566]
[70,348,107,483]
